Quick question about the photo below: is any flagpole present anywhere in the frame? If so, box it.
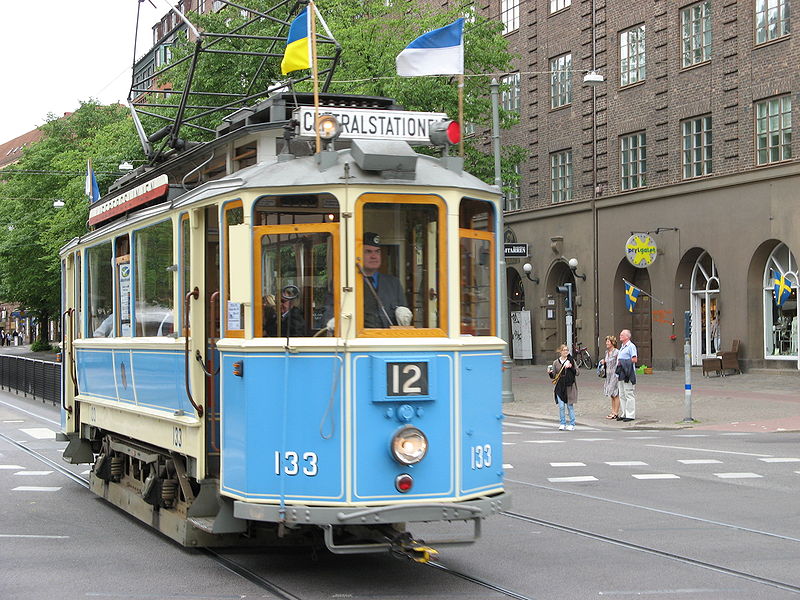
[622,278,665,305]
[457,74,464,157]
[310,1,321,154]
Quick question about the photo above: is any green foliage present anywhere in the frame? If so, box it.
[31,339,53,352]
[0,102,144,339]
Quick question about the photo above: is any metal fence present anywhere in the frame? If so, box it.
[0,355,61,406]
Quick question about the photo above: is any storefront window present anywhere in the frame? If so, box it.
[357,195,444,335]
[763,243,798,358]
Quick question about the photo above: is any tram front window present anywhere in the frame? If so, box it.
[257,229,335,338]
[358,196,444,334]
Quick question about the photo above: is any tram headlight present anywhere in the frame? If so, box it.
[316,114,342,141]
[390,426,428,465]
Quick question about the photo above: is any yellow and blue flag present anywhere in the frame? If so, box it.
[773,270,793,307]
[281,8,311,75]
[625,280,640,313]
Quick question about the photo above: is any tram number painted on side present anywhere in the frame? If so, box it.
[470,444,493,470]
[274,451,318,476]
[173,427,183,448]
[386,362,429,396]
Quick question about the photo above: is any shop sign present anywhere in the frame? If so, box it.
[625,234,657,268]
[294,107,447,143]
[504,243,529,257]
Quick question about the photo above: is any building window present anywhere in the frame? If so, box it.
[550,0,571,13]
[756,0,790,45]
[763,243,798,358]
[550,150,573,203]
[620,25,646,86]
[501,0,519,34]
[504,165,521,212]
[682,116,713,178]
[755,96,792,165]
[620,132,647,190]
[550,54,572,109]
[500,72,520,113]
[681,1,712,67]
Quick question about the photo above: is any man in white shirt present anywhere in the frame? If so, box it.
[617,329,638,421]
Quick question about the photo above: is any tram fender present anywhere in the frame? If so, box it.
[187,479,246,534]
[62,433,95,464]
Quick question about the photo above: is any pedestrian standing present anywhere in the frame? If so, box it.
[615,329,638,421]
[548,344,579,431]
[600,335,621,419]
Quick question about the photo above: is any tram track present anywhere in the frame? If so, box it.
[502,509,800,595]
[423,559,537,600]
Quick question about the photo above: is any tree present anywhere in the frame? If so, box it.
[0,102,144,346]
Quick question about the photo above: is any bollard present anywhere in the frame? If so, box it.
[683,310,693,422]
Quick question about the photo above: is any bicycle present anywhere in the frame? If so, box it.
[572,341,595,369]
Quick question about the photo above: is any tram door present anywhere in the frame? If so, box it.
[204,206,221,477]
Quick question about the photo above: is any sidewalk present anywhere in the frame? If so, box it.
[506,363,800,433]
[0,343,60,362]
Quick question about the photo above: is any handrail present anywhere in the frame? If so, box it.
[60,309,74,414]
[183,287,204,418]
[207,290,220,452]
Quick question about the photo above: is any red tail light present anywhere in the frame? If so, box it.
[395,473,413,493]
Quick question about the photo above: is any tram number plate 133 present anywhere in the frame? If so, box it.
[386,362,428,396]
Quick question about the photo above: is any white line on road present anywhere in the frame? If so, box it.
[2,420,24,423]
[606,461,648,466]
[0,534,69,539]
[524,440,567,444]
[502,431,521,435]
[575,438,612,442]
[19,428,55,440]
[550,462,586,467]
[759,457,800,463]
[648,444,773,457]
[632,474,680,480]
[503,464,514,469]
[505,422,549,430]
[678,459,723,464]
[0,465,25,470]
[13,471,53,476]
[547,476,598,483]
[0,399,59,426]
[714,472,763,479]
[12,486,61,492]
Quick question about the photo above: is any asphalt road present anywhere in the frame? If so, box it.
[2,393,799,599]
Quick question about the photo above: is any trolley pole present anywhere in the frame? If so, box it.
[683,310,693,422]
[491,79,515,403]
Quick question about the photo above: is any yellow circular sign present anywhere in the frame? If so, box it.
[625,234,657,268]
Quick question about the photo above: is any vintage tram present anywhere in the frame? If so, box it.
[59,92,508,558]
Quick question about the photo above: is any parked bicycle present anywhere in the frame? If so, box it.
[572,341,595,369]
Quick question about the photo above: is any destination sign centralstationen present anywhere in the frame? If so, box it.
[295,107,448,143]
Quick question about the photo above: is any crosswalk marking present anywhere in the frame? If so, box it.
[14,471,53,476]
[2,420,24,424]
[679,459,722,464]
[714,472,762,479]
[633,473,680,480]
[0,534,69,539]
[0,465,25,470]
[547,476,598,483]
[550,462,586,467]
[12,486,61,492]
[759,458,800,463]
[524,440,567,444]
[575,438,612,442]
[606,461,648,466]
[18,428,56,440]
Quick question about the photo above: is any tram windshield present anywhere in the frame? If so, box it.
[357,194,445,335]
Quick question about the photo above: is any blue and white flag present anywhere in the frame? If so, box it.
[85,159,100,203]
[396,18,464,77]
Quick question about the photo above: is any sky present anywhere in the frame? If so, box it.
[0,0,165,143]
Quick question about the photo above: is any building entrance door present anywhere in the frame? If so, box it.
[631,294,652,367]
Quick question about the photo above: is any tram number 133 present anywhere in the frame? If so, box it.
[470,444,493,470]
[274,451,319,476]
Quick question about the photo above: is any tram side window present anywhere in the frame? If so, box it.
[87,242,113,337]
[134,220,174,337]
[460,199,495,336]
[359,197,443,332]
[258,231,335,337]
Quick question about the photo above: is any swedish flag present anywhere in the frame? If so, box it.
[625,281,640,313]
[281,8,310,75]
[773,270,793,307]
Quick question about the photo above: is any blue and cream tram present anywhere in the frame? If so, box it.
[59,93,508,557]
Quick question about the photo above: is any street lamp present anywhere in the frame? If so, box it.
[583,71,604,85]
[568,257,586,281]
[52,199,65,209]
[119,161,134,171]
[522,263,539,284]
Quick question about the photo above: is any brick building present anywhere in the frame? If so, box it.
[475,0,799,371]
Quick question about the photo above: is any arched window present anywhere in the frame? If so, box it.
[763,243,798,358]
[690,251,720,362]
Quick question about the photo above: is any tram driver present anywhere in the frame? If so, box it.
[263,288,308,337]
[359,232,412,328]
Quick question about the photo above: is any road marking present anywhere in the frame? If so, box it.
[547,476,598,483]
[576,438,612,442]
[524,440,567,444]
[14,471,53,476]
[503,463,514,469]
[19,428,55,440]
[606,461,648,466]
[633,473,680,480]
[502,442,515,446]
[521,420,562,427]
[626,436,660,439]
[502,431,521,435]
[0,399,60,426]
[676,434,708,437]
[0,465,25,470]
[719,432,753,436]
[714,472,763,479]
[12,486,61,492]
[0,534,69,539]
[550,462,586,467]
[759,457,800,463]
[678,459,723,464]
[81,470,91,475]
[2,420,24,424]
[505,422,550,430]
[648,444,772,457]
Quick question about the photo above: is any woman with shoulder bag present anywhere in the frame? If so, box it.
[600,335,621,419]
[548,344,578,430]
